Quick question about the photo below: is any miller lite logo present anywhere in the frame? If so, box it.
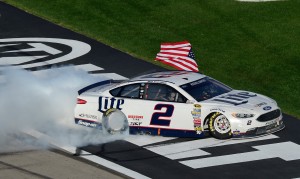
[98,97,124,113]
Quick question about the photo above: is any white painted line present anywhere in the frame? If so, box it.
[167,149,210,160]
[2,43,62,55]
[181,150,272,169]
[202,134,279,148]
[91,73,128,80]
[0,56,48,65]
[75,63,104,71]
[125,135,177,146]
[145,134,278,159]
[254,141,300,161]
[24,129,151,179]
[0,43,19,47]
[181,142,300,169]
[0,38,91,69]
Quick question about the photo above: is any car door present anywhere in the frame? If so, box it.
[141,82,196,130]
[111,82,197,130]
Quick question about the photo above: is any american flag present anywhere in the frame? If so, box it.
[155,41,199,72]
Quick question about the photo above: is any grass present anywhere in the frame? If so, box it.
[3,0,300,118]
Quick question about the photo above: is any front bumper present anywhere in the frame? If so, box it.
[233,119,285,138]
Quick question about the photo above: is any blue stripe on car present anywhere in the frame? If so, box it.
[78,80,111,95]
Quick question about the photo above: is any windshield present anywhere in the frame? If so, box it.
[180,77,232,101]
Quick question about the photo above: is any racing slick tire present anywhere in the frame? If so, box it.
[102,108,129,135]
[208,112,232,139]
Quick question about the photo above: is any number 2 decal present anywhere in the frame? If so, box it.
[150,104,174,126]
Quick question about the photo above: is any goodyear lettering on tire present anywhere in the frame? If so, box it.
[209,112,220,132]
[104,108,116,116]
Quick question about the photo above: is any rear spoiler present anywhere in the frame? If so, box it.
[78,80,111,95]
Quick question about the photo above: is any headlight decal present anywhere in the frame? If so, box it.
[232,113,255,118]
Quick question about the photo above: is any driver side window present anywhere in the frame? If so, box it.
[144,83,187,103]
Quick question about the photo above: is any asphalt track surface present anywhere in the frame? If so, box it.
[0,148,125,179]
[1,2,300,179]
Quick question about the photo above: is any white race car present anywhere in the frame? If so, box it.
[74,71,284,139]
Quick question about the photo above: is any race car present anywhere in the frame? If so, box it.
[74,71,284,139]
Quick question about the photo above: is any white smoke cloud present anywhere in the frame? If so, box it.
[0,66,127,153]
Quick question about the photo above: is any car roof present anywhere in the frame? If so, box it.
[129,71,206,86]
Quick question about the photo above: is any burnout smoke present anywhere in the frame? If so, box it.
[0,66,127,153]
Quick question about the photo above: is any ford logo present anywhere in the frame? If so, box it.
[263,106,272,110]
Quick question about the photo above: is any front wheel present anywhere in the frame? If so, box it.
[208,112,232,139]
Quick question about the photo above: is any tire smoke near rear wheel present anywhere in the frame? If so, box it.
[102,108,129,135]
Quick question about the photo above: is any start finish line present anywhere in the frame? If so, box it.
[181,141,300,169]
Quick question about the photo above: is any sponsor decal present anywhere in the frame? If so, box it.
[255,102,267,107]
[190,79,206,86]
[194,104,201,108]
[247,120,252,125]
[265,119,281,131]
[77,120,98,128]
[139,84,145,99]
[79,113,98,120]
[232,130,241,136]
[193,119,202,125]
[263,106,272,111]
[194,126,202,135]
[128,115,144,120]
[191,111,201,118]
[103,108,117,116]
[266,120,277,126]
[130,122,142,126]
[213,92,257,105]
[193,116,202,134]
[191,105,202,118]
[98,97,124,113]
[210,108,225,113]
[193,108,201,112]
[265,121,280,131]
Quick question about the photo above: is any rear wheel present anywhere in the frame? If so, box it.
[208,112,232,139]
[102,108,129,135]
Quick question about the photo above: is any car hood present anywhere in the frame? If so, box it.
[203,90,277,111]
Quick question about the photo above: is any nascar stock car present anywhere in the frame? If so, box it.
[74,71,284,139]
